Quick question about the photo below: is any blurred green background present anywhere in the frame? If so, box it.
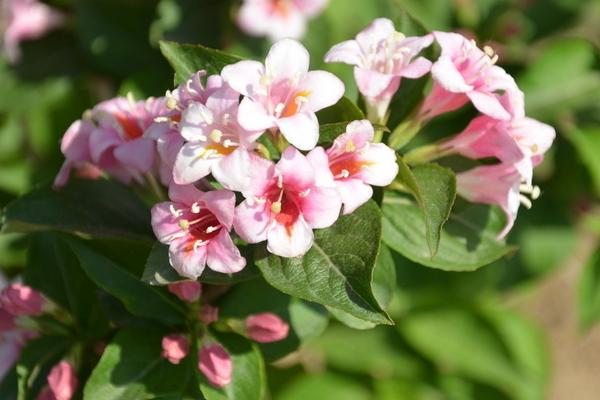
[2,0,600,399]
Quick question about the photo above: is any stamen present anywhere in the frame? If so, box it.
[299,188,311,198]
[191,202,201,214]
[154,116,169,123]
[198,107,214,125]
[519,195,532,209]
[209,129,223,143]
[179,219,190,230]
[274,103,285,115]
[193,240,208,251]
[186,80,199,96]
[530,186,541,200]
[253,196,267,204]
[271,201,282,214]
[170,205,183,218]
[259,74,271,86]
[205,225,220,234]
[223,139,238,148]
[276,174,283,189]
[345,140,356,153]
[222,113,231,125]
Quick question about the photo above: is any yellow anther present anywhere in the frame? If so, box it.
[209,129,223,142]
[270,201,282,214]
[345,140,356,152]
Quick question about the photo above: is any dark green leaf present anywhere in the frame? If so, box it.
[142,242,260,285]
[84,329,196,400]
[1,179,153,242]
[159,41,243,85]
[395,161,457,257]
[257,200,392,325]
[65,237,185,325]
[383,196,515,271]
[317,122,351,147]
[200,332,266,400]
[316,97,365,125]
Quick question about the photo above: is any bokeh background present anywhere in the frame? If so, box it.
[1,0,600,399]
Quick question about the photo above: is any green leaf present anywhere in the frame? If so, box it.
[317,122,351,147]
[277,372,371,400]
[569,127,600,197]
[84,328,196,400]
[396,160,457,257]
[579,247,600,329]
[217,278,328,361]
[159,41,243,85]
[1,179,153,242]
[199,332,266,400]
[256,200,392,325]
[142,242,260,285]
[316,97,365,125]
[383,196,515,271]
[65,237,185,325]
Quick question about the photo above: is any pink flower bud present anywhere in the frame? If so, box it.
[167,281,202,303]
[199,305,219,325]
[47,361,78,400]
[0,284,45,316]
[198,344,232,388]
[36,387,54,400]
[245,313,289,343]
[161,334,189,364]
[0,308,16,331]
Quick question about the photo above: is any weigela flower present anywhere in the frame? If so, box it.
[167,281,202,303]
[233,147,342,257]
[419,32,523,121]
[237,0,328,41]
[46,361,78,400]
[166,71,225,111]
[161,334,190,365]
[245,312,289,343]
[199,305,219,325]
[2,0,64,63]
[54,95,173,188]
[0,330,26,382]
[325,18,433,122]
[456,162,542,239]
[0,283,45,316]
[442,115,555,184]
[222,39,344,150]
[151,184,246,279]
[173,84,262,189]
[308,120,398,214]
[198,343,232,388]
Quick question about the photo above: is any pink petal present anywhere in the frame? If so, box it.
[198,344,232,388]
[324,40,363,66]
[306,147,334,187]
[400,57,432,79]
[201,189,236,230]
[89,127,121,164]
[265,39,309,81]
[168,183,203,206]
[300,70,345,113]
[294,0,329,16]
[300,186,341,228]
[466,91,511,121]
[206,230,246,274]
[211,149,253,193]
[169,237,208,279]
[277,147,315,188]
[238,97,275,131]
[355,18,395,52]
[360,143,399,186]
[151,202,182,243]
[267,216,314,257]
[354,67,397,99]
[336,178,373,215]
[113,138,155,173]
[173,143,215,185]
[234,200,271,244]
[180,103,214,141]
[431,55,473,93]
[221,60,265,97]
[276,112,319,151]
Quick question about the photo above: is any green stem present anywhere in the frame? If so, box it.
[388,119,422,149]
[145,173,166,202]
[403,143,454,165]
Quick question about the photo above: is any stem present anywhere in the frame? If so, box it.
[403,143,454,165]
[145,173,166,202]
[388,119,422,149]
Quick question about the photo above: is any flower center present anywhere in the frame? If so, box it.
[178,209,222,242]
[113,111,143,140]
[263,177,302,231]
[328,141,368,179]
[279,91,311,118]
[271,0,291,17]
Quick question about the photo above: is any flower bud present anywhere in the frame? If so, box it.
[0,284,45,316]
[199,305,219,325]
[0,308,16,331]
[168,281,202,303]
[161,334,189,365]
[245,312,289,343]
[47,361,78,400]
[198,344,232,388]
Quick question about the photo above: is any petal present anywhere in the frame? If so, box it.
[356,18,395,52]
[151,202,181,243]
[360,143,399,186]
[205,86,241,117]
[344,119,375,145]
[169,237,208,279]
[180,103,214,141]
[276,112,319,151]
[306,147,334,187]
[466,91,511,121]
[211,148,253,193]
[433,31,468,57]
[510,117,556,157]
[168,183,203,205]
[61,120,92,161]
[173,143,216,185]
[234,200,270,243]
[238,97,276,131]
[277,147,315,188]
[353,67,397,99]
[221,60,265,97]
[265,9,306,41]
[301,186,342,228]
[324,40,363,66]
[206,230,246,274]
[243,153,277,198]
[89,127,121,164]
[201,189,236,230]
[267,216,314,257]
[431,55,473,93]
[336,179,373,215]
[400,57,432,79]
[296,0,328,16]
[113,138,155,173]
[265,39,309,80]
[300,70,345,112]
[236,1,269,36]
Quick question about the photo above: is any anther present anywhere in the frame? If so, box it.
[209,129,223,143]
[271,201,282,214]
[179,219,190,230]
[191,202,201,213]
[205,226,220,234]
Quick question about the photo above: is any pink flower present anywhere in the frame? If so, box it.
[456,162,541,239]
[173,84,262,189]
[245,312,289,343]
[54,95,173,188]
[222,39,344,151]
[161,334,190,365]
[166,71,225,111]
[237,0,328,41]
[0,331,25,382]
[442,115,555,184]
[199,305,219,325]
[418,32,523,122]
[167,281,202,303]
[46,361,78,400]
[198,343,232,388]
[233,147,342,257]
[2,0,65,63]
[151,184,246,279]
[307,120,398,214]
[325,18,433,122]
[0,283,45,316]
[0,308,16,331]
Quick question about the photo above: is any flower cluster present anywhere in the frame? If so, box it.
[161,281,289,388]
